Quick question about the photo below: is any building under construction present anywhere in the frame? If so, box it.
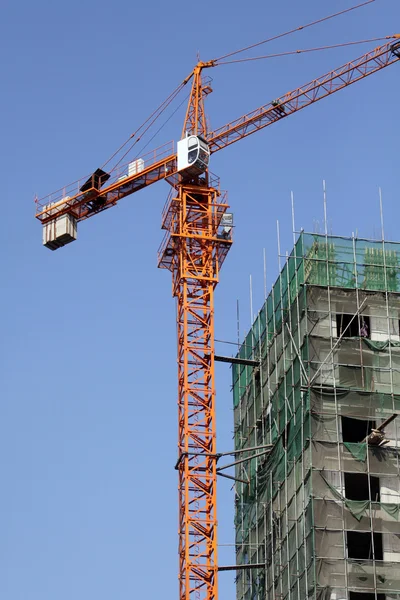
[232,232,400,600]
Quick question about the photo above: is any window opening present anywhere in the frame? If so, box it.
[347,531,383,560]
[344,473,380,502]
[342,416,376,443]
[350,593,385,600]
[336,313,370,338]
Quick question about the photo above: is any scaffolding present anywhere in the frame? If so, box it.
[232,232,400,600]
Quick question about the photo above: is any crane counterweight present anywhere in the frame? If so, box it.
[42,211,77,250]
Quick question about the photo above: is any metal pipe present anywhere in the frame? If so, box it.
[215,355,259,367]
[216,449,272,472]
[218,563,265,572]
[216,472,248,484]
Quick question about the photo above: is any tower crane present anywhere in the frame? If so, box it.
[35,35,400,600]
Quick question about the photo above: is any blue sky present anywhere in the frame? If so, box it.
[2,1,400,599]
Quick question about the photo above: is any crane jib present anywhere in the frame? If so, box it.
[391,40,400,57]
[208,39,400,154]
[36,38,399,242]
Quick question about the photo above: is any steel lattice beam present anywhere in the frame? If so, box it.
[159,184,232,600]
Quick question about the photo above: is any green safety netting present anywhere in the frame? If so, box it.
[232,232,400,600]
[316,470,400,528]
[343,441,368,462]
[319,470,370,521]
[382,503,400,519]
[364,338,400,351]
[236,234,400,371]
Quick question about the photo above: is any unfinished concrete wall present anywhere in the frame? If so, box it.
[232,233,400,600]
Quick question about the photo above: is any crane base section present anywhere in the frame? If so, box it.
[42,214,77,250]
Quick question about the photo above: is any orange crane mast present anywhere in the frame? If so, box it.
[36,36,400,600]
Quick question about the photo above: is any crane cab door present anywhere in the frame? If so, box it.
[177,135,210,177]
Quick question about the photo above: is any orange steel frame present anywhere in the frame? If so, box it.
[35,35,400,600]
[158,69,232,600]
[35,40,400,227]
[159,183,231,600]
